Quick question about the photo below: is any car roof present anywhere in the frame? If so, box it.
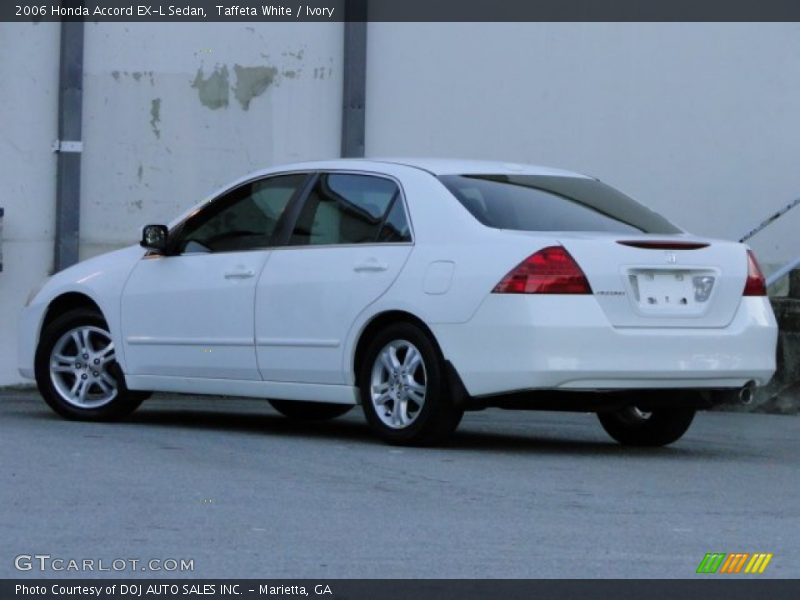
[372,158,591,178]
[260,158,592,178]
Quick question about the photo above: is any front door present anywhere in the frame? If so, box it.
[121,173,308,381]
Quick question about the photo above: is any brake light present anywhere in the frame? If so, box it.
[493,246,592,294]
[743,250,767,296]
[617,240,709,250]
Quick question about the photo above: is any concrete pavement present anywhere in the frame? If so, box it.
[1,389,798,578]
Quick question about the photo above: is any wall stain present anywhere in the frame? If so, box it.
[191,65,230,110]
[111,70,155,84]
[190,52,324,111]
[284,49,305,60]
[137,164,143,181]
[233,65,277,110]
[150,98,161,139]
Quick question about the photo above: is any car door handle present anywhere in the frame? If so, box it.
[354,259,389,273]
[224,269,256,279]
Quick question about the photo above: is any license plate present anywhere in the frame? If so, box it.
[629,270,715,308]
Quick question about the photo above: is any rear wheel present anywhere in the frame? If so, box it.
[597,406,695,447]
[35,308,147,420]
[359,322,463,446]
[268,400,352,421]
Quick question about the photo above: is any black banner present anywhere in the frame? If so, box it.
[4,580,800,600]
[5,0,800,23]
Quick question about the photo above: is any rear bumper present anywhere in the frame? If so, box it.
[432,295,778,398]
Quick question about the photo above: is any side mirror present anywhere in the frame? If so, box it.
[140,224,169,253]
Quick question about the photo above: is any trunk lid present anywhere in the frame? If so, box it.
[558,233,748,328]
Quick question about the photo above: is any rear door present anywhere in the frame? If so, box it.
[255,172,413,384]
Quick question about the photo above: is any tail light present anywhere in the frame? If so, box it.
[493,246,592,294]
[743,250,767,296]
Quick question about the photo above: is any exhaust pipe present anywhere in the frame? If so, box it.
[709,381,758,407]
[738,381,756,406]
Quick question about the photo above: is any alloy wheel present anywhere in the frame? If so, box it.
[49,325,118,409]
[369,339,427,429]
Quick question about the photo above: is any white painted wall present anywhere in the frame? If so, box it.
[366,23,800,266]
[3,22,800,385]
[80,22,343,258]
[1,22,343,385]
[0,23,60,386]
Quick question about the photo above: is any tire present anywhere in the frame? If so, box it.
[268,400,353,421]
[34,308,147,421]
[358,322,463,446]
[597,406,696,447]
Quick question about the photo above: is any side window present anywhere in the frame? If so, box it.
[289,173,411,246]
[176,173,306,253]
[378,197,412,242]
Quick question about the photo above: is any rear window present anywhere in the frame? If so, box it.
[438,174,680,234]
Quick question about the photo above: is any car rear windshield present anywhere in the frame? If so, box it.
[438,174,681,234]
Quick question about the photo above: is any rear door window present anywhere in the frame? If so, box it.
[289,173,411,245]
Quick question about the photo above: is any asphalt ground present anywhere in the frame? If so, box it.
[1,389,798,578]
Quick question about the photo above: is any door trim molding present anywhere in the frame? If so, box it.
[126,336,253,347]
[255,338,340,348]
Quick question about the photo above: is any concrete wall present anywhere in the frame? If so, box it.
[0,22,343,385]
[80,22,343,259]
[3,22,800,386]
[366,23,800,268]
[0,23,60,385]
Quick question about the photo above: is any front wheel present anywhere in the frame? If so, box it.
[597,406,696,447]
[34,308,146,421]
[359,322,463,446]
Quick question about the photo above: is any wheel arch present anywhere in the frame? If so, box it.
[36,291,110,363]
[41,292,105,333]
[352,310,445,385]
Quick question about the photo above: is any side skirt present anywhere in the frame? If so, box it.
[125,375,359,405]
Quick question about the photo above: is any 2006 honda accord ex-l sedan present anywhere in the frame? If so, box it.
[18,159,778,446]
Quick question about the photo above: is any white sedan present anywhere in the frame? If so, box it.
[18,159,777,446]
